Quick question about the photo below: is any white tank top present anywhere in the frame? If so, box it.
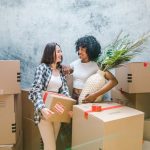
[47,74,62,92]
[70,59,99,89]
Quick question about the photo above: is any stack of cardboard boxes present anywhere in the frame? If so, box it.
[0,60,22,150]
[72,62,149,150]
[111,62,150,149]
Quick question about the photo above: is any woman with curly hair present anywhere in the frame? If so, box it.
[69,35,118,103]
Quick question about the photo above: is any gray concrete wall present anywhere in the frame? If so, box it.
[0,0,150,88]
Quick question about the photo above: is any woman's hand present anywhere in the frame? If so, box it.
[82,93,97,103]
[41,108,54,120]
[62,65,73,75]
[53,103,65,114]
[68,111,73,118]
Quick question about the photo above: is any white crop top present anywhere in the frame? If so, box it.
[47,74,62,92]
[70,59,99,89]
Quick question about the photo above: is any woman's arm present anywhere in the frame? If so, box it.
[62,65,73,75]
[83,70,118,103]
[28,64,46,111]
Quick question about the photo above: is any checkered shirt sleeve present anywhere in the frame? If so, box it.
[28,64,46,112]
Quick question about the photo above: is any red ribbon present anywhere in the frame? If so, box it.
[84,105,123,119]
[43,91,49,103]
[144,62,148,67]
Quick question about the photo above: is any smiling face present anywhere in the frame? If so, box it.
[78,46,89,63]
[54,45,63,64]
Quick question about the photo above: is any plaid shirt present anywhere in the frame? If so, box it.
[28,63,70,124]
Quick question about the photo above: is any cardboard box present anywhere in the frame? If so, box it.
[115,62,150,93]
[21,89,34,120]
[23,118,43,150]
[72,103,144,150]
[143,141,150,150]
[111,88,150,118]
[0,60,21,94]
[144,119,150,141]
[43,92,76,123]
[21,75,74,120]
[0,94,22,145]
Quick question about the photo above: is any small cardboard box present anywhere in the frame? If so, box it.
[43,92,76,123]
[115,62,150,93]
[0,60,21,94]
[22,118,43,150]
[111,88,150,118]
[72,103,144,150]
[144,119,150,141]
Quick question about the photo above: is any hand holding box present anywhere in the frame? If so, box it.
[42,91,76,123]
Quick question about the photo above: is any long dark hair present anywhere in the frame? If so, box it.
[41,42,62,66]
[75,35,101,61]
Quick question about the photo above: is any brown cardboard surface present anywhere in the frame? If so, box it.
[0,94,22,145]
[0,60,20,94]
[23,118,43,150]
[21,89,34,120]
[0,113,16,145]
[44,92,76,123]
[111,88,150,118]
[0,95,15,114]
[0,132,23,150]
[14,94,22,143]
[144,119,150,141]
[115,62,150,93]
[14,132,23,150]
[72,103,144,150]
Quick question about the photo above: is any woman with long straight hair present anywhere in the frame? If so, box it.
[29,42,70,150]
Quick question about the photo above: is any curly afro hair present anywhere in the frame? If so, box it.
[75,35,101,61]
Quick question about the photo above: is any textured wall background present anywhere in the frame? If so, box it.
[0,0,150,88]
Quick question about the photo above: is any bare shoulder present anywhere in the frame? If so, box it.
[104,70,116,80]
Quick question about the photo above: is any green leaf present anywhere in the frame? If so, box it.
[96,31,150,71]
